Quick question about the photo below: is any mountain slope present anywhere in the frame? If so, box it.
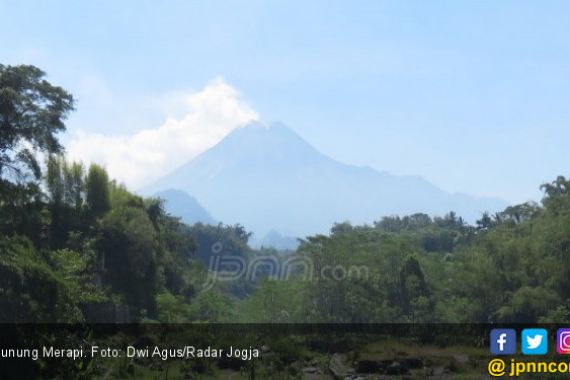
[143,122,508,237]
[154,189,216,225]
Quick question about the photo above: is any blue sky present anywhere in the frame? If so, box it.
[1,0,569,203]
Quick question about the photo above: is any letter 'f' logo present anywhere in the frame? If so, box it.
[491,329,516,355]
[497,333,506,351]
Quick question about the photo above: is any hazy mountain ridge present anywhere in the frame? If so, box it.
[143,122,508,237]
[251,229,300,251]
[154,189,216,225]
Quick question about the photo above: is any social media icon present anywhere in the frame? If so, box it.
[490,329,516,355]
[557,329,570,354]
[522,329,548,355]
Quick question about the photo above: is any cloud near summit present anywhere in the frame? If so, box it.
[66,78,259,189]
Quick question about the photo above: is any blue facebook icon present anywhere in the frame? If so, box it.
[491,329,516,355]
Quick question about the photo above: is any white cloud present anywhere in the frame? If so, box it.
[66,78,259,189]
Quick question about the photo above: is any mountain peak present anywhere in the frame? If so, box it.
[144,122,508,237]
[222,121,315,150]
[197,121,324,168]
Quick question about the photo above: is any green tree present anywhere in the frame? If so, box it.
[97,206,159,318]
[0,236,83,322]
[187,290,236,322]
[0,65,74,182]
[86,164,110,219]
[399,255,433,322]
[44,156,86,247]
[64,161,85,212]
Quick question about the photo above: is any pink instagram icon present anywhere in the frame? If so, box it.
[557,329,570,354]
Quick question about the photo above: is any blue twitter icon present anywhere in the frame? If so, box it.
[522,328,548,355]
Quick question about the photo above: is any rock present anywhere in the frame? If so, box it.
[453,354,469,364]
[303,366,320,374]
[386,361,410,376]
[329,353,354,380]
[402,357,423,369]
[432,366,445,376]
